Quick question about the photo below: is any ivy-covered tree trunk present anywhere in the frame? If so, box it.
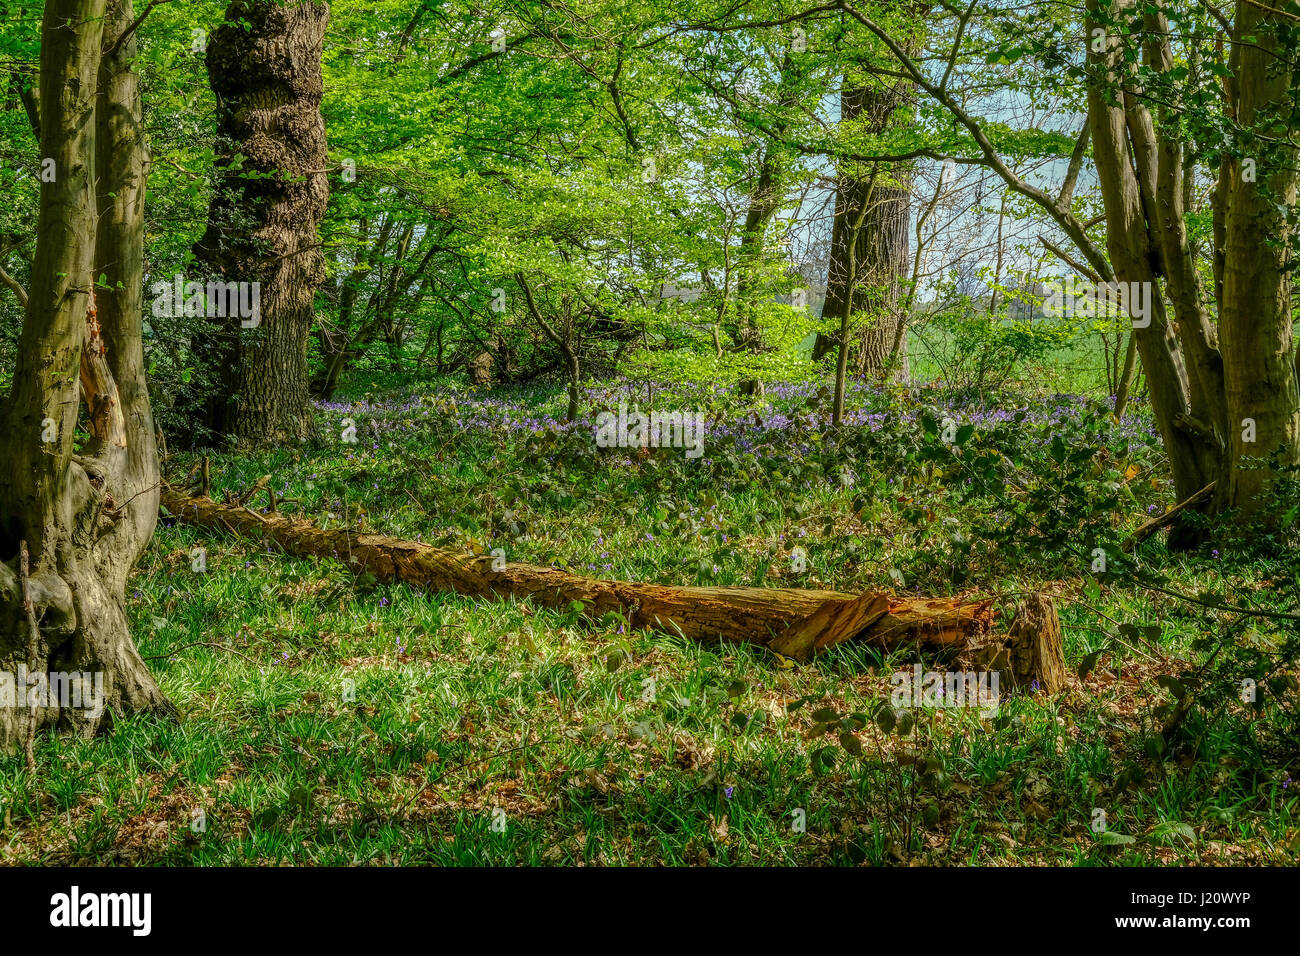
[195,0,330,447]
[0,0,173,755]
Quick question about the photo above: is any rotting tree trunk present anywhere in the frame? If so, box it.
[160,488,1067,690]
[0,0,173,755]
[194,0,330,447]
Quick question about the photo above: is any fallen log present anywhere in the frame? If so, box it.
[160,487,1066,691]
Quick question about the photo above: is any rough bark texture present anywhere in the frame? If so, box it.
[160,488,1067,690]
[0,0,173,754]
[195,0,330,446]
[823,82,913,382]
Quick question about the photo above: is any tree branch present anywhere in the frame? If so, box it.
[837,0,1117,282]
[0,263,28,308]
[106,0,175,62]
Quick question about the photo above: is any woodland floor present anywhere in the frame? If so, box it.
[1,377,1296,865]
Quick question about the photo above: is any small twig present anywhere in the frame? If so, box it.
[238,475,270,507]
[105,480,161,516]
[1142,581,1300,623]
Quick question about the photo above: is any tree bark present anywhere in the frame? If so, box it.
[1085,1,1222,544]
[160,488,1067,690]
[823,81,913,382]
[1086,0,1298,537]
[195,0,330,447]
[0,0,173,754]
[1112,330,1138,421]
[1214,1,1300,517]
[733,53,798,359]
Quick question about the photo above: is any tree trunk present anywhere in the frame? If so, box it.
[313,214,375,400]
[195,0,330,447]
[1215,1,1300,517]
[733,53,799,360]
[1112,331,1138,420]
[517,272,581,422]
[1085,2,1222,545]
[1086,1,1298,539]
[823,81,913,382]
[0,0,173,754]
[160,488,1067,690]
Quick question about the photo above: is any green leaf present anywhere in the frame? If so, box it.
[810,746,836,775]
[1150,821,1197,843]
[1078,649,1104,680]
[1098,830,1136,846]
[874,706,897,734]
[1156,675,1186,700]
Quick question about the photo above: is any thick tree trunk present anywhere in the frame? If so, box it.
[1086,1,1298,539]
[0,0,172,754]
[1215,2,1299,517]
[195,0,330,447]
[823,81,913,382]
[160,488,1067,690]
[1086,1,1222,545]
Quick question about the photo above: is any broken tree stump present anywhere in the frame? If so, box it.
[160,487,1067,691]
[465,351,493,386]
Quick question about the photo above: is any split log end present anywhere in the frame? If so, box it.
[975,592,1067,694]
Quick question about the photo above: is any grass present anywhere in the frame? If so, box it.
[1,373,1296,866]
